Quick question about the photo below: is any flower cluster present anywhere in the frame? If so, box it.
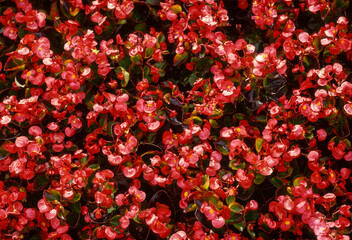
[0,0,352,239]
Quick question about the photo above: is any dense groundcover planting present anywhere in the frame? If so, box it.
[1,0,352,239]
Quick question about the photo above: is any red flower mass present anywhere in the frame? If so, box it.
[0,0,352,239]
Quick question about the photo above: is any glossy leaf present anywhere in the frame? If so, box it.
[229,202,244,213]
[67,202,81,227]
[173,52,188,66]
[44,189,61,202]
[333,0,349,12]
[234,222,245,232]
[245,210,260,222]
[270,177,284,188]
[254,173,265,185]
[255,138,264,153]
[214,138,230,155]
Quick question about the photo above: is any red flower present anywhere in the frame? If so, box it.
[280,218,293,231]
[3,26,17,40]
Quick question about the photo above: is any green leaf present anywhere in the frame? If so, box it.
[293,176,309,187]
[110,215,121,227]
[34,175,49,190]
[254,115,267,122]
[209,119,220,128]
[71,192,81,202]
[333,121,350,138]
[313,37,323,53]
[59,0,72,18]
[226,196,236,205]
[132,2,150,22]
[302,54,320,71]
[333,0,349,12]
[277,167,293,178]
[247,224,256,238]
[157,32,166,44]
[145,47,154,59]
[131,54,142,65]
[214,138,230,155]
[255,138,264,153]
[118,55,132,70]
[270,177,284,188]
[29,235,42,240]
[116,67,130,87]
[233,113,247,121]
[146,0,161,5]
[135,23,147,32]
[202,175,209,190]
[44,189,61,202]
[183,116,203,125]
[228,202,244,213]
[210,109,223,119]
[98,115,107,127]
[170,4,182,13]
[67,202,81,227]
[254,173,265,185]
[237,185,255,201]
[229,160,245,170]
[173,52,188,66]
[233,222,245,232]
[320,5,330,20]
[88,164,100,171]
[245,210,260,222]
[186,72,197,86]
[4,57,25,71]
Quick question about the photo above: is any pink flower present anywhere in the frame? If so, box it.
[317,129,327,141]
[200,202,216,220]
[108,154,123,165]
[15,136,29,148]
[344,103,352,115]
[28,126,42,136]
[298,32,310,43]
[170,231,187,240]
[212,216,225,228]
[3,26,17,40]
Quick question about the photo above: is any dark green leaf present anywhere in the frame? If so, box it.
[333,0,349,12]
[132,2,150,23]
[67,202,81,227]
[44,189,61,202]
[302,54,320,72]
[146,0,161,5]
[233,222,245,232]
[131,54,142,65]
[254,173,265,185]
[226,196,236,205]
[237,185,255,201]
[245,210,260,222]
[173,52,188,66]
[145,47,154,59]
[229,202,244,213]
[247,224,256,238]
[270,177,284,188]
[110,215,121,227]
[277,167,293,178]
[214,138,230,155]
[34,175,49,190]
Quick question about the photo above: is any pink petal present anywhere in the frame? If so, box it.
[212,216,225,228]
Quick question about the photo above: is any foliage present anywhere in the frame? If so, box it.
[0,0,352,239]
